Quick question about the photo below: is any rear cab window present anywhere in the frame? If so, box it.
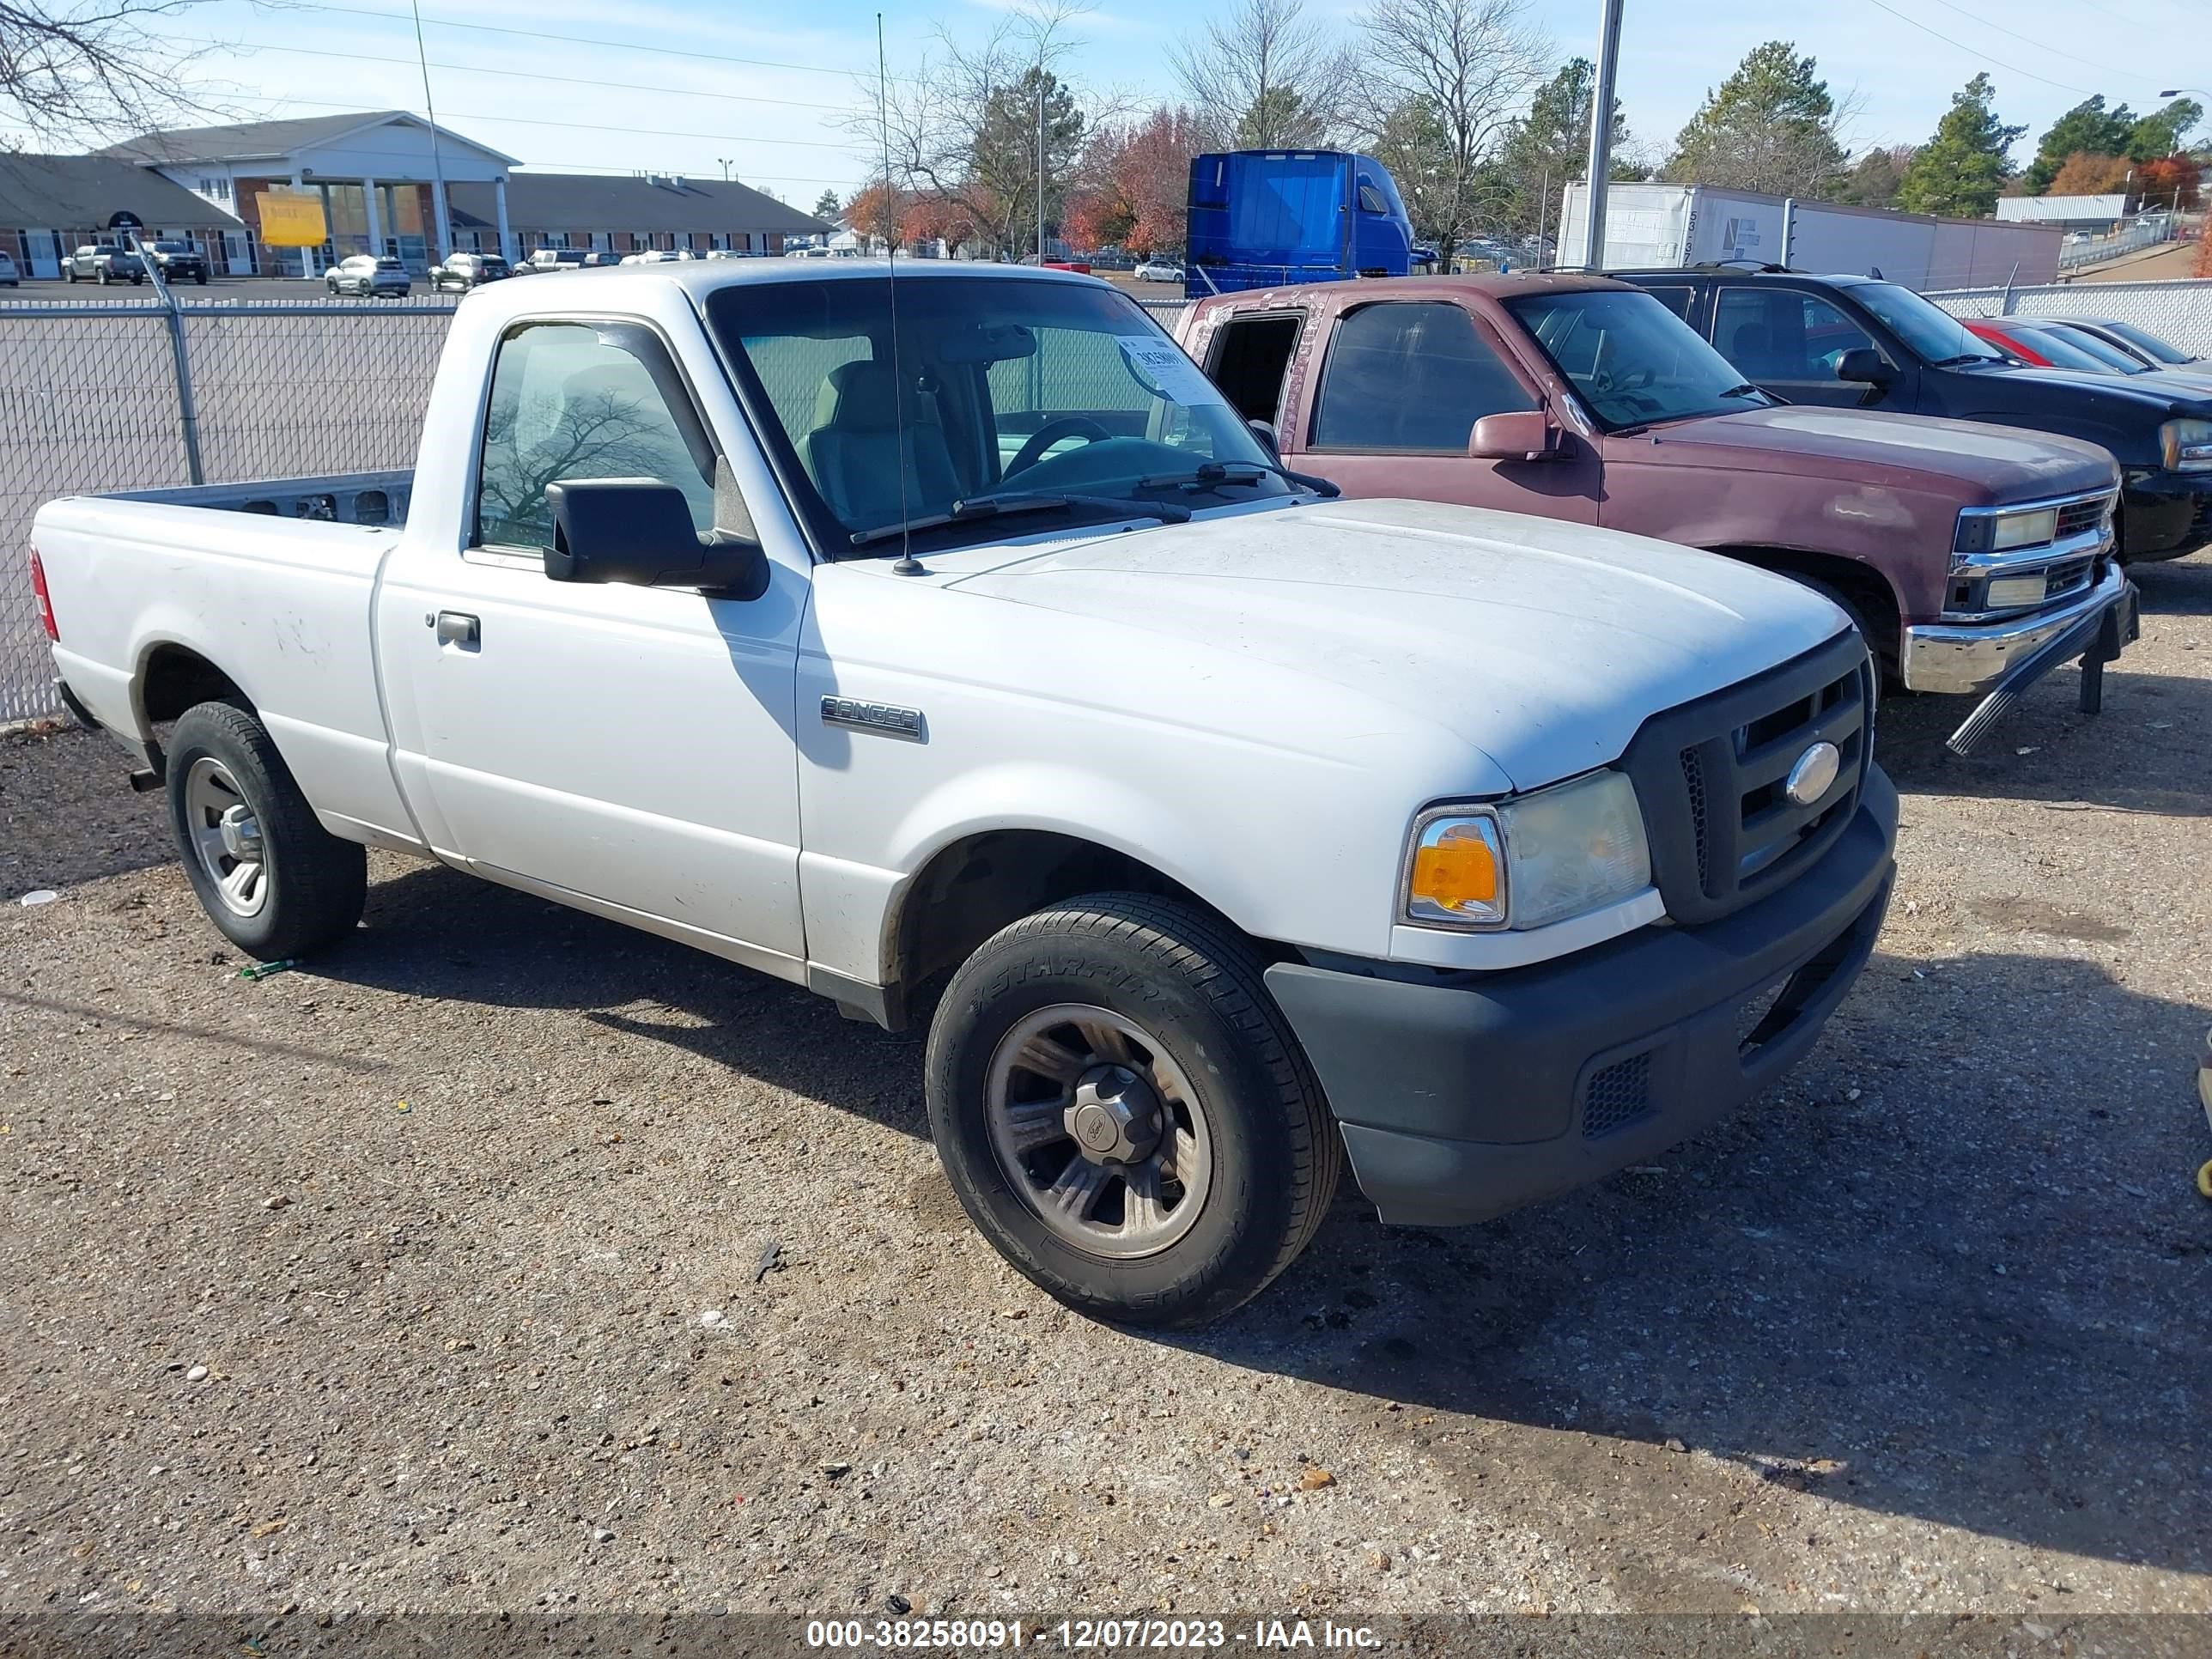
[1203,311,1306,427]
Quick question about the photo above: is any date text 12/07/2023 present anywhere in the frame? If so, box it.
[804,1619,1387,1650]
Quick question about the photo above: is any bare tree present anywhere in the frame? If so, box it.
[853,0,1113,261]
[1170,0,1358,150]
[1354,0,1547,256]
[2,0,218,146]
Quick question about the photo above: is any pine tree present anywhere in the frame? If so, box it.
[2021,97,2135,195]
[812,189,843,222]
[1897,74,2025,217]
[1662,42,1847,198]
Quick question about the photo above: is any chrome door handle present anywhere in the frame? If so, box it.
[434,611,479,647]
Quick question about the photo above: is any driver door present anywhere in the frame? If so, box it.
[1712,286,1893,409]
[377,315,809,974]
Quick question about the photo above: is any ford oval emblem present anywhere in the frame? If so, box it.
[1784,741,1841,808]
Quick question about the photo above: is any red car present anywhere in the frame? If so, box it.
[1965,318,2134,374]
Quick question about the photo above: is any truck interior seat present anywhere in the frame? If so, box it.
[801,360,960,531]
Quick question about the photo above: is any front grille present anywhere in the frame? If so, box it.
[2056,495,2111,538]
[2042,556,2094,602]
[1680,748,1711,890]
[1623,632,1871,926]
[1581,1052,1654,1139]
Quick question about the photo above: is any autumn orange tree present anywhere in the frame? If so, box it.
[2046,151,2130,196]
[1066,107,1205,254]
[2133,153,2201,212]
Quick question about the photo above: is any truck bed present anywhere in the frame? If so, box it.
[102,470,416,527]
[33,471,420,855]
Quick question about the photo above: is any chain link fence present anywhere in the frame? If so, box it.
[1923,277,2212,357]
[1,294,457,724]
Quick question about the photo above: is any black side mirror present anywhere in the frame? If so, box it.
[544,477,769,600]
[1835,347,1893,386]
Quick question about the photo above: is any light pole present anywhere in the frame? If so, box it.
[718,158,735,181]
[1578,0,1624,270]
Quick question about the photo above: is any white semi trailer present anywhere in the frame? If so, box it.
[1558,182,2062,291]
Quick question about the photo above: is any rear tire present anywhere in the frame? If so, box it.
[926,892,1340,1328]
[165,701,367,961]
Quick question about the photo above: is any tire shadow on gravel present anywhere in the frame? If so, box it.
[2127,550,2212,618]
[321,858,931,1136]
[1162,946,2212,1580]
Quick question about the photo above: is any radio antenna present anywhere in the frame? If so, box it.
[878,13,923,576]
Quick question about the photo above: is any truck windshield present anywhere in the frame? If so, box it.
[706,275,1288,553]
[1503,288,1775,430]
[1851,283,2005,366]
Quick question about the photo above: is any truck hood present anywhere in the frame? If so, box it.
[929,497,1847,793]
[1966,361,2212,420]
[1627,405,2118,503]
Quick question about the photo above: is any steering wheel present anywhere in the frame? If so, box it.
[1589,365,1656,395]
[1004,415,1115,478]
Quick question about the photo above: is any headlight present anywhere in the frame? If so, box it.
[1404,769,1651,933]
[2162,418,2212,471]
[1954,505,2057,556]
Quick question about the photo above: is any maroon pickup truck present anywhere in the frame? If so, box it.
[1176,274,2139,751]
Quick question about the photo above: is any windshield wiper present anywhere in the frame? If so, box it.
[847,490,1191,549]
[1134,459,1342,498]
[1717,382,1767,400]
[1929,353,2000,368]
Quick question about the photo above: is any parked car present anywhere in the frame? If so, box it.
[2055,317,2204,371]
[521,247,612,273]
[34,259,1897,1327]
[1134,258,1185,283]
[1610,268,2212,564]
[1178,273,2136,750]
[143,240,210,285]
[431,252,512,292]
[327,254,411,297]
[1964,319,2212,394]
[65,243,144,285]
[0,251,17,288]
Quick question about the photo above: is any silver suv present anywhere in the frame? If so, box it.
[326,255,411,298]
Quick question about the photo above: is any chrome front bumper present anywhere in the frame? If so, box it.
[1899,562,2133,696]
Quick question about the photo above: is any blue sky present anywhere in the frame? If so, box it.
[64,0,2212,198]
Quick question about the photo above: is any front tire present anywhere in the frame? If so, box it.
[926,893,1340,1328]
[165,701,367,961]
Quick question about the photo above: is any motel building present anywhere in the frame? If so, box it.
[0,112,830,281]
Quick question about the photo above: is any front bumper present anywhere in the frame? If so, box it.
[1899,561,2135,696]
[2120,469,2212,562]
[1264,768,1898,1228]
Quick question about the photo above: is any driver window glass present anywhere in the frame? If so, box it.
[1313,302,1535,452]
[477,321,716,551]
[1715,288,1878,381]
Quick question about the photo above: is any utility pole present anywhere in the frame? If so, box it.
[1578,0,1624,270]
[1036,61,1047,261]
[409,0,452,262]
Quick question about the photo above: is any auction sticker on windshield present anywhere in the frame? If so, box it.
[1117,336,1230,407]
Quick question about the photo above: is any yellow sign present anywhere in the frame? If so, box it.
[255,190,328,247]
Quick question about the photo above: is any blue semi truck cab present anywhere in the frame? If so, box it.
[1185,150,1419,298]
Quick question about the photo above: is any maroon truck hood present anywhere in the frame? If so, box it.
[1620,405,2117,506]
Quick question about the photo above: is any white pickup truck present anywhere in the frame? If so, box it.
[32,262,1898,1325]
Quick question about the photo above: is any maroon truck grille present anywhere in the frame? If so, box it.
[2056,495,2111,539]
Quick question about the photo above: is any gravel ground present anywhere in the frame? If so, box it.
[2,553,2209,1638]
